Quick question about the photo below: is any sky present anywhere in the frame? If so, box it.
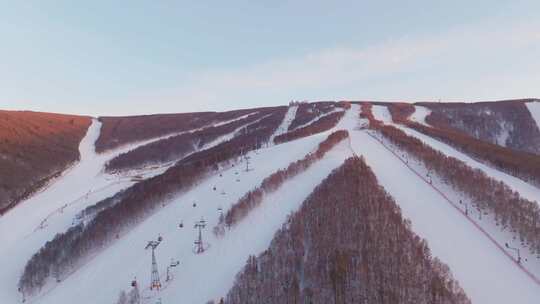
[1,1,540,116]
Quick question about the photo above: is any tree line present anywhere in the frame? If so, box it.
[274,111,345,144]
[364,103,540,259]
[18,108,287,298]
[418,100,540,154]
[287,101,337,131]
[0,111,91,215]
[95,108,268,153]
[214,130,349,236]
[105,110,271,172]
[386,102,540,187]
[222,157,470,304]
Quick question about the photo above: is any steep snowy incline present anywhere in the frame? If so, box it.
[32,130,351,304]
[343,117,540,302]
[0,117,234,304]
[409,105,431,126]
[289,107,344,131]
[371,105,540,203]
[527,101,540,133]
[269,105,298,142]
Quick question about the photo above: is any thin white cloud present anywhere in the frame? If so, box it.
[123,17,539,115]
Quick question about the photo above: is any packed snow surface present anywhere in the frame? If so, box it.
[410,105,431,126]
[269,105,298,142]
[3,105,540,304]
[372,105,540,204]
[0,115,262,303]
[526,101,540,132]
[32,130,352,304]
[350,106,540,303]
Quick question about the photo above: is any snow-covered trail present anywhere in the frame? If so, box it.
[33,130,351,304]
[526,101,540,132]
[0,118,220,303]
[348,132,540,303]
[291,107,344,131]
[269,105,298,142]
[371,105,540,203]
[409,105,431,126]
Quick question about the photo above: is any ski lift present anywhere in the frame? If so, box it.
[157,235,163,242]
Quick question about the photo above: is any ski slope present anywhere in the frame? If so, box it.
[32,130,352,304]
[290,107,344,131]
[371,105,540,203]
[526,101,540,132]
[409,105,431,126]
[0,117,252,304]
[269,105,297,142]
[3,104,540,304]
[347,105,540,303]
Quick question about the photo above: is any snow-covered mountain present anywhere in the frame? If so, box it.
[1,100,540,304]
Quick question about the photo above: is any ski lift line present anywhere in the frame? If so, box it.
[30,179,135,233]
[363,130,540,286]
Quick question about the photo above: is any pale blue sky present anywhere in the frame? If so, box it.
[1,1,540,116]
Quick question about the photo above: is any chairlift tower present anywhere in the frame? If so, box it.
[194,218,207,254]
[145,235,163,290]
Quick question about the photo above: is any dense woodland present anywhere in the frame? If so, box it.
[95,108,261,153]
[18,107,287,297]
[363,104,540,258]
[419,100,540,154]
[105,110,272,172]
[215,130,349,235]
[287,102,336,131]
[274,111,345,144]
[0,111,91,215]
[223,157,470,304]
[385,102,540,187]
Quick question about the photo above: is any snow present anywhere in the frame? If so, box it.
[269,105,298,142]
[3,104,540,304]
[410,105,431,126]
[371,104,393,123]
[291,107,344,131]
[345,108,540,303]
[526,101,540,132]
[397,123,540,204]
[31,130,352,304]
[371,105,540,204]
[0,118,243,303]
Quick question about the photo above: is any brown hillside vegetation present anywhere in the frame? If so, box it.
[418,99,540,154]
[223,157,470,304]
[384,102,540,187]
[18,107,287,297]
[0,111,91,214]
[95,108,260,153]
[274,110,345,144]
[363,105,540,258]
[104,109,275,172]
[215,130,349,234]
[287,101,336,131]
